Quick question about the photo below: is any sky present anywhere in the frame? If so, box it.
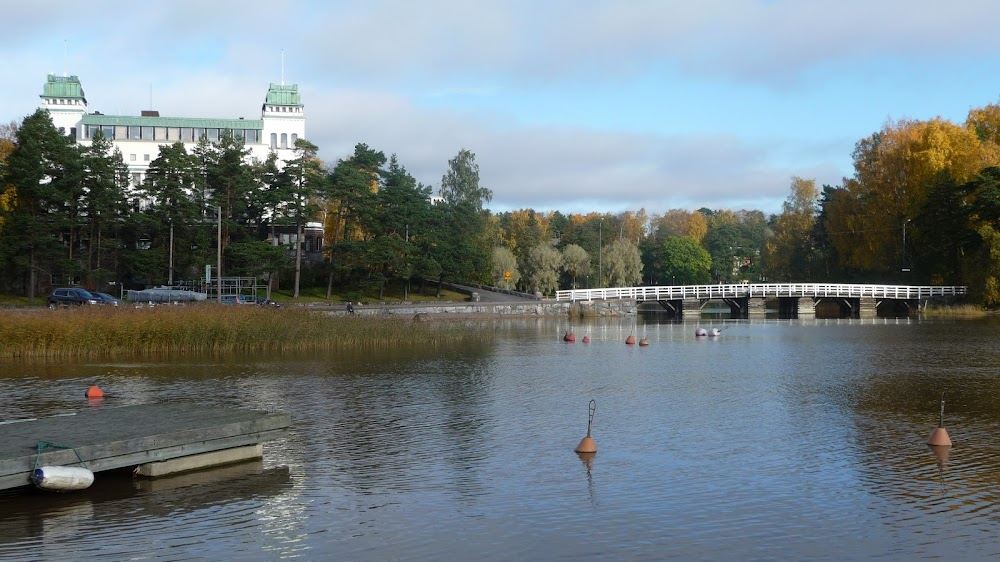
[4,0,1000,217]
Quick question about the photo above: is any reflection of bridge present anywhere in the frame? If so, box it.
[555,283,968,318]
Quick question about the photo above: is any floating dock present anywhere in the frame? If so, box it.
[0,403,291,491]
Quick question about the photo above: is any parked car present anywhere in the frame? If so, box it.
[48,288,100,307]
[91,292,125,306]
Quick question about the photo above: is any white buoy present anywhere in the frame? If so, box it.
[709,328,721,337]
[32,466,95,491]
[695,327,708,337]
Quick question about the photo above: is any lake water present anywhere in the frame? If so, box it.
[2,316,1000,560]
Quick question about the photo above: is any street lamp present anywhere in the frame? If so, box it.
[168,218,174,286]
[598,217,603,288]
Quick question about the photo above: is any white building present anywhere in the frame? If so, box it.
[39,74,305,188]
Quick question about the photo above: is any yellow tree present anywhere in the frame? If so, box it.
[651,209,708,243]
[765,177,819,280]
[0,122,16,233]
[839,117,991,273]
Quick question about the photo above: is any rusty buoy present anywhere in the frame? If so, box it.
[582,335,590,343]
[638,337,649,346]
[625,335,635,345]
[574,399,597,454]
[564,332,576,343]
[85,385,104,399]
[928,394,953,447]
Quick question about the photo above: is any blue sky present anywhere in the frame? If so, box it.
[4,0,1000,216]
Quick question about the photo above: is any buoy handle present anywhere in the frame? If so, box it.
[587,399,596,437]
[939,393,945,428]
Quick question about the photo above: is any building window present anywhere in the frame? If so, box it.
[115,126,127,139]
[144,154,150,161]
[129,127,141,140]
[131,173,142,186]
[270,133,277,149]
[102,126,114,138]
[291,133,298,145]
[130,154,136,161]
[194,128,205,141]
[280,133,287,149]
[207,129,220,142]
[154,127,166,140]
[141,126,153,140]
[58,127,65,134]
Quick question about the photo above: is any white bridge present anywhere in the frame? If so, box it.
[556,283,967,302]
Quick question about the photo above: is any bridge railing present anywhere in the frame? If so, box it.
[555,283,968,302]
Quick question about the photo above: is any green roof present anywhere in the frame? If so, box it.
[81,114,264,129]
[264,83,302,106]
[42,74,86,101]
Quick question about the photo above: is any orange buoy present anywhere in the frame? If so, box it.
[927,394,953,447]
[625,335,635,345]
[574,399,597,454]
[85,385,104,399]
[638,337,649,346]
[582,335,590,344]
[564,332,576,342]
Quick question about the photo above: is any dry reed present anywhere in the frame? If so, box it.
[920,304,989,318]
[0,305,493,358]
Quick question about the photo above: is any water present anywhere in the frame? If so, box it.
[3,317,1000,560]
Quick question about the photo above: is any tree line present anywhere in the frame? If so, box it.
[4,101,1000,303]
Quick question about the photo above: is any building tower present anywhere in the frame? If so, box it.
[39,74,87,138]
[261,83,305,157]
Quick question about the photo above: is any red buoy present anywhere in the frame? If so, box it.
[574,399,597,454]
[564,332,576,342]
[85,385,104,399]
[625,335,635,345]
[927,394,953,446]
[582,335,590,344]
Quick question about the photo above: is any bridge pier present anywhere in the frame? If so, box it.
[797,297,816,318]
[747,297,766,318]
[859,297,877,318]
[682,298,704,319]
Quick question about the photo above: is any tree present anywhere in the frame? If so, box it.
[440,148,492,211]
[491,246,519,289]
[561,244,589,289]
[649,236,712,285]
[602,238,643,287]
[79,131,129,285]
[225,240,290,298]
[275,138,326,298]
[521,244,562,295]
[650,209,708,244]
[765,177,819,281]
[2,109,83,297]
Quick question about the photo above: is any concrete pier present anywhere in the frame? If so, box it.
[859,297,878,318]
[0,403,290,491]
[797,297,816,318]
[682,298,704,318]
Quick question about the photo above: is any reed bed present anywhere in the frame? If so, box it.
[920,304,989,318]
[0,305,495,358]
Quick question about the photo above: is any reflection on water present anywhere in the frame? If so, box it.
[3,318,1000,559]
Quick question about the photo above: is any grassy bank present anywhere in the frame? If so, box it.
[0,305,494,358]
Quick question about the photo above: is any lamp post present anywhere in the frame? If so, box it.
[598,217,603,288]
[902,218,911,282]
[168,218,174,286]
